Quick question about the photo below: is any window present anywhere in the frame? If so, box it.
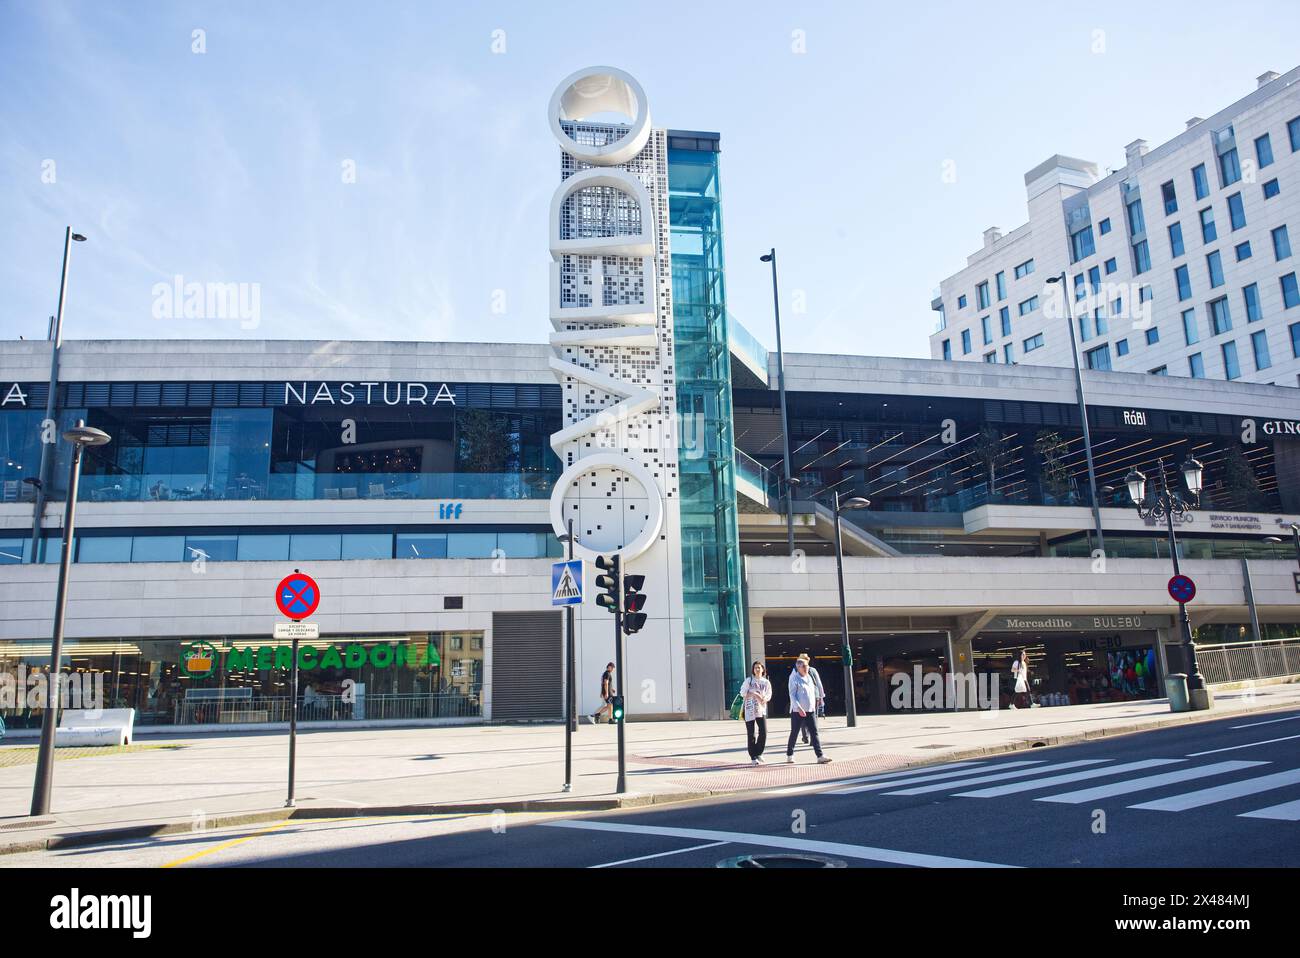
[1199,207,1216,243]
[996,271,1006,300]
[999,306,1011,337]
[1182,308,1199,345]
[977,281,990,309]
[1227,192,1246,231]
[981,315,992,344]
[1256,133,1274,168]
[1112,296,1123,315]
[1094,308,1108,336]
[1209,296,1232,335]
[1161,181,1178,215]
[1099,218,1111,235]
[1078,312,1092,341]
[1145,326,1160,345]
[1221,340,1241,380]
[1251,330,1272,370]
[1003,343,1014,364]
[342,533,391,559]
[1127,199,1146,236]
[1150,365,1168,375]
[1139,285,1153,303]
[186,535,237,562]
[1188,352,1205,378]
[1283,272,1300,309]
[1292,322,1300,358]
[1206,250,1224,288]
[448,533,497,558]
[983,352,996,364]
[1088,265,1101,293]
[237,534,290,561]
[1074,272,1086,301]
[1219,146,1241,187]
[1168,222,1184,258]
[942,339,951,360]
[78,537,133,563]
[1071,226,1096,262]
[1116,338,1129,357]
[130,536,185,562]
[1273,225,1292,261]
[396,533,448,559]
[1175,264,1192,301]
[1022,333,1044,352]
[1084,344,1112,371]
[1132,240,1151,274]
[1235,241,1252,262]
[1018,296,1038,315]
[961,329,972,354]
[1264,178,1280,199]
[1192,163,1210,200]
[290,534,342,561]
[1014,259,1035,279]
[1104,256,1117,274]
[958,294,967,309]
[1243,283,1262,322]
[1289,116,1300,152]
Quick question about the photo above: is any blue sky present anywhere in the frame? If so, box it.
[3,0,1299,358]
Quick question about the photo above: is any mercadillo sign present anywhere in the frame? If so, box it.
[182,640,441,677]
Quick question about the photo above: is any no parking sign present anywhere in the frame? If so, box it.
[276,573,321,620]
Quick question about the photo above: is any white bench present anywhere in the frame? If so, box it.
[55,708,136,747]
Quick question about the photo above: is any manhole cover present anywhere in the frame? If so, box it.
[0,820,54,830]
[716,854,846,869]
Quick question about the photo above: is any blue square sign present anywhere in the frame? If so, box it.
[551,559,584,606]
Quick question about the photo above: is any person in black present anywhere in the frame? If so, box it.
[589,662,616,724]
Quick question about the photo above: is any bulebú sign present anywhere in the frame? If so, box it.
[182,642,440,676]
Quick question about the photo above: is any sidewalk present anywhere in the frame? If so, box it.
[2,682,1297,854]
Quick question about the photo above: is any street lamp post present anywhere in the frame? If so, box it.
[828,491,870,728]
[1045,273,1105,557]
[760,249,795,556]
[1121,456,1208,704]
[30,420,111,816]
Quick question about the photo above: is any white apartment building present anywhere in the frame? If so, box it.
[931,67,1300,388]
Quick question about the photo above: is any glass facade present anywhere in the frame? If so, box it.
[669,133,746,700]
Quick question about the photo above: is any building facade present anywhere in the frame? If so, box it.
[931,67,1300,388]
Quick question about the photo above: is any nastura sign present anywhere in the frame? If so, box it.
[282,382,456,406]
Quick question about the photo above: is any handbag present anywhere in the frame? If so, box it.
[730,686,745,720]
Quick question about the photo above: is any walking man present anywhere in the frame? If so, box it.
[787,657,831,764]
[797,653,825,743]
[589,662,616,724]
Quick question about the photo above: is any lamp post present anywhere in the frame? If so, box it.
[30,419,111,816]
[29,229,87,564]
[760,249,795,556]
[825,491,870,728]
[1044,273,1105,557]
[1264,522,1300,567]
[1121,456,1207,704]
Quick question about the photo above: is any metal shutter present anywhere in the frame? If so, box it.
[490,611,562,721]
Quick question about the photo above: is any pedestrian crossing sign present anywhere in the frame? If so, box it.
[551,559,584,606]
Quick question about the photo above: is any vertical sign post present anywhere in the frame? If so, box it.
[275,571,320,809]
[552,549,584,792]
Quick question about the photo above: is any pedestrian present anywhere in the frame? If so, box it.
[786,657,832,764]
[796,653,825,743]
[1010,650,1030,709]
[739,661,772,765]
[589,662,616,724]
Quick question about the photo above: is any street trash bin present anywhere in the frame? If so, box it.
[1165,673,1190,713]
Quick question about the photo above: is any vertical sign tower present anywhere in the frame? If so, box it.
[547,67,686,718]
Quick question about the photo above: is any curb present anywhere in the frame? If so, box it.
[4,694,1295,856]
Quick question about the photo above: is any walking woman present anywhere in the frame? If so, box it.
[1010,650,1030,709]
[787,657,832,764]
[739,661,772,765]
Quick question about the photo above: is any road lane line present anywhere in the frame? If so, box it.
[1129,768,1300,811]
[541,820,1017,868]
[162,819,302,868]
[1188,733,1300,756]
[590,841,730,868]
[830,760,1047,796]
[770,760,991,796]
[1239,798,1300,821]
[883,760,1107,796]
[1035,760,1268,804]
[955,760,1185,798]
[1229,714,1300,730]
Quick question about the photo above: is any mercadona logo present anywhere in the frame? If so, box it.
[181,640,219,677]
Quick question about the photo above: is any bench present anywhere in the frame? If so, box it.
[54,708,136,747]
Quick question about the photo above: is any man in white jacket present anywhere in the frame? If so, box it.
[787,657,832,764]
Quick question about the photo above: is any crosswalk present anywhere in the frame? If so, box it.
[793,755,1300,820]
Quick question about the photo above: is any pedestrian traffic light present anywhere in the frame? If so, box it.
[610,695,625,722]
[622,574,647,635]
[595,554,621,614]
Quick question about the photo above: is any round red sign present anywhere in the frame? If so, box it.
[275,573,321,620]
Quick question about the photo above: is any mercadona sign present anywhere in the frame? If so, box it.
[184,642,441,676]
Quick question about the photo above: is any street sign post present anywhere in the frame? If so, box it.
[276,572,321,620]
[551,559,584,606]
[1168,574,1197,604]
[553,553,584,792]
[274,622,320,640]
[275,571,319,808]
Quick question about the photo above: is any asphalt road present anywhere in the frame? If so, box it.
[9,708,1300,868]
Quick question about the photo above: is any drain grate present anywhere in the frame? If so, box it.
[718,853,846,869]
[0,820,55,830]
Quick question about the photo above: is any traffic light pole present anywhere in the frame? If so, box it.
[563,519,576,793]
[614,583,626,795]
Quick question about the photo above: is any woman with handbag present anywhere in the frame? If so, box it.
[1010,650,1030,709]
[738,661,772,765]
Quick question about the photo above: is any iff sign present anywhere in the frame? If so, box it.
[552,559,584,606]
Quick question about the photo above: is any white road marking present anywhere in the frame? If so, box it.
[542,819,1017,868]
[769,760,990,796]
[1128,768,1300,811]
[954,759,1185,798]
[1188,733,1300,756]
[826,761,1045,796]
[1036,761,1268,804]
[590,841,730,868]
[1229,714,1300,730]
[883,760,1107,796]
[1239,798,1300,821]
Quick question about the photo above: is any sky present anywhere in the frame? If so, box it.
[3,0,1299,359]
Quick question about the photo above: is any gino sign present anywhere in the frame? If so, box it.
[183,642,441,675]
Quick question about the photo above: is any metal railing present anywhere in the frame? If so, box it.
[1197,638,1300,685]
[173,690,481,726]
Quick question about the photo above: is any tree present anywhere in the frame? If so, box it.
[1033,430,1072,503]
[1218,443,1269,511]
[457,409,516,474]
[970,426,1006,502]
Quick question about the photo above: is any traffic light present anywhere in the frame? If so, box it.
[622,574,647,635]
[610,695,625,722]
[595,554,621,614]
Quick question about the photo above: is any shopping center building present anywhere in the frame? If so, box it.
[2,68,1299,733]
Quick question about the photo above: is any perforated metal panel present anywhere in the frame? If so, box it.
[490,611,563,721]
